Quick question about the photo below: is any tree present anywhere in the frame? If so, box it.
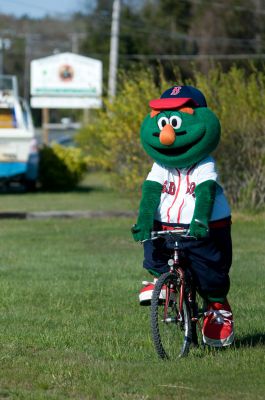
[189,0,259,71]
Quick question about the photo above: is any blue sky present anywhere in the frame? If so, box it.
[0,0,88,18]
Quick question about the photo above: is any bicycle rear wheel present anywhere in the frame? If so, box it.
[151,272,192,359]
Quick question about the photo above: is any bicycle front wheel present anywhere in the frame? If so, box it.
[151,272,192,359]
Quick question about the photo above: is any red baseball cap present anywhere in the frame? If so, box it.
[149,85,207,110]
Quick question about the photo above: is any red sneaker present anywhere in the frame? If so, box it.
[139,280,159,306]
[140,279,172,306]
[202,301,234,347]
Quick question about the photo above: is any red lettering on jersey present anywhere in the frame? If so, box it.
[162,180,176,195]
[186,182,196,195]
[162,180,168,193]
[168,182,176,195]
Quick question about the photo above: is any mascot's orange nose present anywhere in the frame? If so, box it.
[159,124,176,146]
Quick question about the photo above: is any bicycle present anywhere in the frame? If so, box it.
[142,226,206,359]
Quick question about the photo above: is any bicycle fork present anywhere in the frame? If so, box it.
[163,247,185,324]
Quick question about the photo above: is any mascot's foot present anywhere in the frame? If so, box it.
[202,301,234,347]
[139,279,175,306]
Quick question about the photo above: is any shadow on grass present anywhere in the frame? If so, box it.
[201,333,265,353]
[189,333,265,358]
[71,185,107,194]
[234,333,265,348]
[0,183,108,195]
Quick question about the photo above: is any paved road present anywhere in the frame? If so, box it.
[0,210,137,219]
[35,128,77,146]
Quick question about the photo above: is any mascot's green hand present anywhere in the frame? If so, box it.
[131,222,152,242]
[189,219,209,239]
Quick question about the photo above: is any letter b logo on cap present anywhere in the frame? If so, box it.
[170,86,182,96]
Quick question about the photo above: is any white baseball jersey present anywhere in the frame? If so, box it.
[146,156,231,224]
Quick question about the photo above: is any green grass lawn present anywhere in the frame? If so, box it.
[0,213,264,399]
[0,174,264,398]
[0,172,134,213]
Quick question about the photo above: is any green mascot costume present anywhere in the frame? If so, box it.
[132,85,234,347]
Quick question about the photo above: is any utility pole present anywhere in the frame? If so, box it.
[108,0,121,100]
[71,33,79,54]
[24,34,31,100]
[0,39,3,75]
[255,0,262,53]
[0,38,12,76]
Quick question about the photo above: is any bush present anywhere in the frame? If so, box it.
[39,144,87,191]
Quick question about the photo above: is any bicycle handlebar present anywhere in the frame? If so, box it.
[151,229,188,239]
[136,219,208,243]
[141,228,196,243]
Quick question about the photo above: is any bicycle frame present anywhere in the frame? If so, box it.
[166,239,187,324]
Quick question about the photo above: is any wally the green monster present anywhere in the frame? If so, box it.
[132,85,234,347]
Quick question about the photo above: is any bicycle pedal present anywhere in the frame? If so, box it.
[162,317,176,324]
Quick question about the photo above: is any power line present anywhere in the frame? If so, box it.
[123,53,265,60]
[2,20,255,49]
[118,21,257,46]
[0,7,262,47]
[83,8,263,46]
[0,28,261,51]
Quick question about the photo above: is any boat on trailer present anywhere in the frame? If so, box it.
[0,75,39,189]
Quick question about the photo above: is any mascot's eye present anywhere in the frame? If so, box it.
[169,116,182,129]
[157,116,169,130]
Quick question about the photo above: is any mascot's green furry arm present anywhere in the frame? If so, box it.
[190,179,217,238]
[132,180,162,242]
